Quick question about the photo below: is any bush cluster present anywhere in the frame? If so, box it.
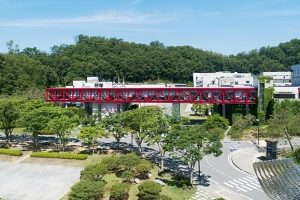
[30,152,87,160]
[175,174,192,189]
[0,148,23,156]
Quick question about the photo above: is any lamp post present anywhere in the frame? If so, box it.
[256,119,260,146]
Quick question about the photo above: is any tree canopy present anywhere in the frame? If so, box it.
[1,36,300,96]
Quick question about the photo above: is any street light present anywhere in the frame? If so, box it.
[256,119,260,146]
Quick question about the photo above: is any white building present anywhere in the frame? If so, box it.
[193,72,255,88]
[291,64,300,86]
[273,87,299,100]
[260,72,291,86]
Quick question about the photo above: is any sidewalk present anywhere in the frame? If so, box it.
[230,146,265,176]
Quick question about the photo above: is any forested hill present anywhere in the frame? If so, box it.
[0,35,300,95]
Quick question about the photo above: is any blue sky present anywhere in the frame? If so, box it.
[0,0,299,55]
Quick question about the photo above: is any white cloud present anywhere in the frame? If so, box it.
[0,11,175,27]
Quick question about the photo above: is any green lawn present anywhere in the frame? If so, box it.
[13,128,30,134]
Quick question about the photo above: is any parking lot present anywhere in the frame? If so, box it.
[0,161,83,200]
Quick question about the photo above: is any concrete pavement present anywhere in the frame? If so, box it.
[230,146,265,176]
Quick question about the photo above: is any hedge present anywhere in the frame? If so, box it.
[30,152,88,160]
[0,148,23,156]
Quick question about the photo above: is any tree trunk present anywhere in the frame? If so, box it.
[33,132,38,150]
[160,151,165,170]
[190,167,194,185]
[284,125,294,151]
[160,156,164,170]
[117,139,120,153]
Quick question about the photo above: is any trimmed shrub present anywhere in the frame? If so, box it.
[80,163,108,181]
[135,164,152,179]
[30,152,87,160]
[121,170,135,182]
[0,148,23,156]
[175,174,191,188]
[119,153,140,170]
[292,147,300,164]
[138,180,162,200]
[109,183,130,200]
[157,195,173,200]
[139,159,154,168]
[101,156,120,171]
[68,180,106,200]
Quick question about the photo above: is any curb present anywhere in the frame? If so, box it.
[228,149,252,175]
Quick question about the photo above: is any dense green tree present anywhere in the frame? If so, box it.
[0,98,24,142]
[80,163,108,181]
[122,107,157,155]
[138,180,162,200]
[204,114,228,131]
[121,170,135,183]
[119,153,140,170]
[191,104,212,116]
[77,126,106,154]
[109,183,130,200]
[135,164,152,179]
[101,156,120,172]
[166,124,222,184]
[47,114,78,152]
[1,36,300,92]
[21,106,56,149]
[68,180,106,200]
[103,113,127,151]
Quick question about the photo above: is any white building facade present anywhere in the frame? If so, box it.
[291,64,300,86]
[193,72,255,87]
[260,72,291,86]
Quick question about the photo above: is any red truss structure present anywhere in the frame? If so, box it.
[46,87,257,104]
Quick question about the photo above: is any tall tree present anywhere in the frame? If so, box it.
[103,113,127,152]
[47,115,78,152]
[122,107,157,156]
[21,106,55,150]
[0,98,23,142]
[77,126,106,154]
[166,124,222,185]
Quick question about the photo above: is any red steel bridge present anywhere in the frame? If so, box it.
[46,87,257,104]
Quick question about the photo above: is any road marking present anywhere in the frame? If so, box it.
[223,182,234,187]
[250,182,261,187]
[246,184,258,189]
[236,186,248,192]
[241,185,252,191]
[233,179,243,184]
[228,181,238,186]
[237,178,249,183]
[246,176,257,181]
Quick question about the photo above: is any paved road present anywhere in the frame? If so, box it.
[197,141,270,200]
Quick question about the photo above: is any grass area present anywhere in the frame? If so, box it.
[101,166,197,200]
[12,128,30,134]
[157,170,197,200]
